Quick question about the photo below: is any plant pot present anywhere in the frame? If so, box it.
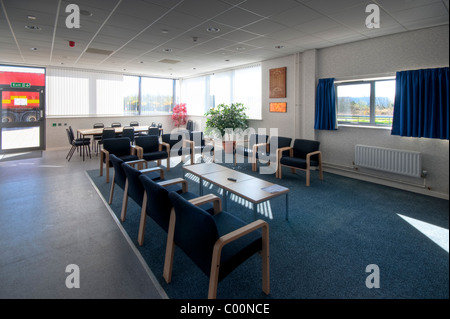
[222,141,235,154]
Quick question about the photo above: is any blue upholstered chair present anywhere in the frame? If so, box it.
[186,131,215,163]
[234,134,269,171]
[254,136,292,173]
[100,137,139,183]
[121,126,135,144]
[120,162,166,222]
[137,174,214,246]
[108,154,149,205]
[164,191,270,299]
[277,139,323,186]
[134,135,170,170]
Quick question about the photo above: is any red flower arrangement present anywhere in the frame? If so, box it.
[172,103,187,128]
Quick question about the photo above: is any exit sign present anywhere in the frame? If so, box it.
[11,82,31,88]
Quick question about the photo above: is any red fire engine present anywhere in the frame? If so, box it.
[1,70,45,123]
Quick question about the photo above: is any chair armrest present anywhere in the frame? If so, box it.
[140,167,165,179]
[189,194,222,215]
[306,150,322,162]
[217,219,269,247]
[161,142,170,153]
[126,159,148,168]
[133,145,144,159]
[158,178,187,193]
[252,142,268,153]
[277,146,292,158]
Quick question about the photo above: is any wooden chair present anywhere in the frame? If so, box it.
[134,135,170,170]
[120,162,165,222]
[234,134,269,171]
[100,137,139,183]
[137,174,214,246]
[185,131,215,164]
[164,191,270,299]
[254,136,292,173]
[277,139,323,186]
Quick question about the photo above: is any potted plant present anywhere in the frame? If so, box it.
[204,103,249,153]
[172,103,187,129]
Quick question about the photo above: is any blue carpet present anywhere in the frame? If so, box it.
[87,158,449,299]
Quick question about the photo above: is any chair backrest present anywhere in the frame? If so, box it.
[148,127,160,136]
[66,128,74,144]
[122,163,146,206]
[109,154,127,189]
[102,128,116,141]
[293,139,320,161]
[269,136,292,158]
[122,126,135,143]
[138,174,175,232]
[103,137,132,157]
[189,131,205,146]
[157,123,163,128]
[186,120,194,132]
[150,122,157,127]
[111,122,122,127]
[168,191,219,276]
[93,123,104,129]
[161,133,183,148]
[135,135,160,153]
[129,121,139,127]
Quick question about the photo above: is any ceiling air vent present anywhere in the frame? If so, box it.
[158,59,180,64]
[85,48,113,55]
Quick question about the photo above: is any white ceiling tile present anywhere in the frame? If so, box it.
[241,19,287,36]
[237,0,301,18]
[270,3,324,27]
[212,7,263,28]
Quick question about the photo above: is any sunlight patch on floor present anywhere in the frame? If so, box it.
[397,214,449,253]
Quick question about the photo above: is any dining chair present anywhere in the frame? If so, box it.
[164,191,270,299]
[92,123,104,154]
[122,126,135,144]
[65,128,91,161]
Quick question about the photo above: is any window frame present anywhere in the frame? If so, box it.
[335,77,395,127]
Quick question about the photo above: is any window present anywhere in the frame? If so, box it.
[180,64,262,119]
[141,77,174,114]
[123,76,140,115]
[47,68,176,117]
[336,78,395,126]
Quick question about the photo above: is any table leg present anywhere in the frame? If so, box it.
[253,203,258,220]
[199,177,203,196]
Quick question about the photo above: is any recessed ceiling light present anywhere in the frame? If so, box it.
[225,59,230,62]
[27,15,36,20]
[80,10,92,16]
[206,27,220,33]
[25,25,41,30]
[236,46,245,51]
[30,47,37,51]
[163,48,172,52]
[161,29,169,34]
[275,45,284,49]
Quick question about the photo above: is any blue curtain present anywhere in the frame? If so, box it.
[391,67,449,140]
[314,78,337,130]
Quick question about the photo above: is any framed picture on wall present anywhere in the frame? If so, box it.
[269,102,287,113]
[269,67,286,98]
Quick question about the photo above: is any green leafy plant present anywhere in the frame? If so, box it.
[204,103,249,137]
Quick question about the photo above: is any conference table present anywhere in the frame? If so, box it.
[77,126,151,138]
[183,162,290,220]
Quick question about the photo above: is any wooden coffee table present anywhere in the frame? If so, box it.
[183,163,290,220]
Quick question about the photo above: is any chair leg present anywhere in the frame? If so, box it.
[137,192,148,246]
[120,180,129,222]
[163,208,177,284]
[108,174,115,204]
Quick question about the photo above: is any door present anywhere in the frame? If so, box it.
[0,66,46,154]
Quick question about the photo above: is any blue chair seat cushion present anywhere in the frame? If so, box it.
[142,151,168,161]
[280,156,319,169]
[213,211,262,281]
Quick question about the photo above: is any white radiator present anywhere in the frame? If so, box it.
[355,145,422,178]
